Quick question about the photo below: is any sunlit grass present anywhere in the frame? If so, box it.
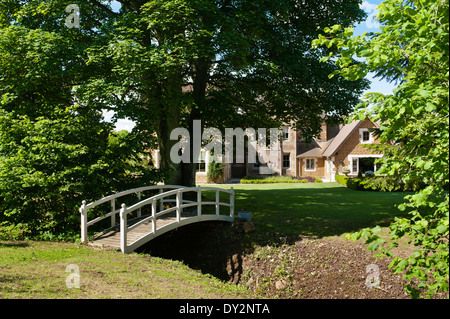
[203,182,411,237]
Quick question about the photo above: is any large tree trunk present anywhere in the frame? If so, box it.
[179,59,210,187]
[155,59,210,187]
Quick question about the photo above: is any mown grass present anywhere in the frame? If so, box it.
[205,182,411,238]
[0,241,254,299]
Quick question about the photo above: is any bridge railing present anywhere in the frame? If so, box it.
[79,185,188,243]
[119,186,235,253]
[79,185,235,253]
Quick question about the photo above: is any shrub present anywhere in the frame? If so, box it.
[335,174,348,186]
[0,222,30,241]
[240,176,310,184]
[207,161,224,183]
[364,170,375,177]
[346,176,427,192]
[0,111,160,240]
[314,178,323,183]
[346,178,366,191]
[297,176,316,183]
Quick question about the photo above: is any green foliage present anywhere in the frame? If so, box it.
[0,23,160,240]
[0,222,31,241]
[364,171,375,177]
[346,178,365,191]
[80,0,368,185]
[240,176,314,184]
[314,0,449,297]
[207,161,224,183]
[342,175,427,192]
[335,174,348,186]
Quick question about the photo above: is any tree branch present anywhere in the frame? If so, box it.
[87,0,118,17]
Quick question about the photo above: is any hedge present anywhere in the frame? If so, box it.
[240,178,308,184]
[346,176,427,192]
[240,176,323,184]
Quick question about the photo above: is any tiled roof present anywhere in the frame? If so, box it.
[321,120,363,157]
[296,120,367,158]
[297,139,334,158]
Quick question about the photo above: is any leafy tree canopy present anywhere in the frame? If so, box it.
[2,0,369,185]
[313,0,449,298]
[0,11,158,239]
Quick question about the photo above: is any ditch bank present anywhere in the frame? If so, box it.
[136,219,447,299]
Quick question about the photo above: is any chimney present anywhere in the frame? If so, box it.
[320,122,327,141]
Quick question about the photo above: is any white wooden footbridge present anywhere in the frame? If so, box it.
[80,185,235,254]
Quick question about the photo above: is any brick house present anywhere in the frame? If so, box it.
[217,117,382,182]
[296,117,382,182]
[152,118,382,183]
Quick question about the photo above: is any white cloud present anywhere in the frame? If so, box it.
[360,1,377,12]
[102,109,136,132]
[115,119,136,132]
[360,1,381,29]
[363,72,396,97]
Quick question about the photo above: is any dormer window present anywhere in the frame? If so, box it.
[359,128,373,144]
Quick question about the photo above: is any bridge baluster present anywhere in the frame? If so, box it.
[120,203,127,254]
[197,186,202,217]
[137,191,141,217]
[151,199,156,233]
[159,188,164,211]
[216,190,220,217]
[111,199,116,228]
[80,200,87,243]
[176,191,181,223]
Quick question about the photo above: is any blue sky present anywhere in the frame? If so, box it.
[355,0,396,96]
[107,0,394,131]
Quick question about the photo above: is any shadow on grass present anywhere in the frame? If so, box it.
[136,184,412,282]
[0,241,29,248]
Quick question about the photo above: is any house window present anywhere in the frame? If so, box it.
[352,158,358,173]
[359,128,372,143]
[363,131,370,142]
[305,158,315,171]
[283,154,290,169]
[282,126,289,140]
[197,150,206,173]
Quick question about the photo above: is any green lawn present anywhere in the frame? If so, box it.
[0,241,253,299]
[207,182,411,238]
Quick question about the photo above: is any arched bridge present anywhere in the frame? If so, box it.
[79,185,235,254]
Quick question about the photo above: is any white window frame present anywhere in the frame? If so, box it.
[348,155,383,174]
[305,158,316,171]
[359,128,373,144]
